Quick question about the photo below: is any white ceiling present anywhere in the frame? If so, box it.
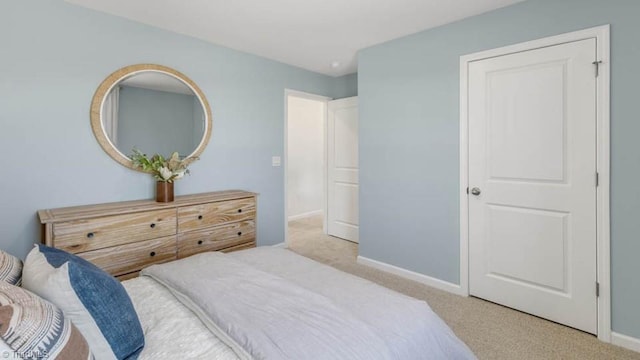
[66,0,523,76]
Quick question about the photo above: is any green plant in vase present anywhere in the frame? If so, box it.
[130,148,198,202]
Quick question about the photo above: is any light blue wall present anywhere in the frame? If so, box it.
[359,0,640,338]
[117,86,200,157]
[0,0,355,259]
[332,73,358,99]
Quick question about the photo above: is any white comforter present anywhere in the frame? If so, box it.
[123,276,239,360]
[136,247,475,360]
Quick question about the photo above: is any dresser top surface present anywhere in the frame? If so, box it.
[38,190,257,224]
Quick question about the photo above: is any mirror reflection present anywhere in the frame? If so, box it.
[102,71,206,158]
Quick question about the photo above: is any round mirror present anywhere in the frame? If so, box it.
[90,64,212,171]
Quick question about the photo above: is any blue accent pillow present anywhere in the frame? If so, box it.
[23,245,144,360]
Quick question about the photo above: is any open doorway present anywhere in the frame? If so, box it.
[284,90,329,248]
[284,91,360,263]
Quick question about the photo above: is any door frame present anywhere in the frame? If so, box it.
[459,25,611,341]
[284,89,331,247]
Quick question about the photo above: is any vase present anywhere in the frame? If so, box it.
[156,181,174,203]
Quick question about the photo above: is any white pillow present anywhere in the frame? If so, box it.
[0,249,22,286]
[22,245,144,360]
[0,336,17,359]
[0,282,92,359]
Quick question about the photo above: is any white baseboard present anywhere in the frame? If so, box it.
[612,332,640,353]
[288,210,322,222]
[271,242,287,248]
[356,256,465,296]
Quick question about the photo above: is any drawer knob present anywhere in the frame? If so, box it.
[150,251,156,257]
[198,215,203,220]
[237,209,243,213]
[198,240,203,245]
[150,223,156,228]
[237,231,242,236]
[86,232,94,239]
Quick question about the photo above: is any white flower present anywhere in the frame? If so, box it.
[174,170,186,180]
[159,166,173,181]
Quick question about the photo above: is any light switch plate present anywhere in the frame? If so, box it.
[272,156,281,167]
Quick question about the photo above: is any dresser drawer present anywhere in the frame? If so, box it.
[78,235,177,277]
[178,197,256,233]
[177,220,256,258]
[52,209,177,253]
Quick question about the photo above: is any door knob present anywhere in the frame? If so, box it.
[470,187,481,196]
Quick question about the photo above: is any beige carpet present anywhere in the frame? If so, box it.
[287,216,640,360]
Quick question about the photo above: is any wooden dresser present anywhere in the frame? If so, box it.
[38,190,257,280]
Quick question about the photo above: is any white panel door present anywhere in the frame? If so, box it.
[468,39,597,333]
[328,97,359,242]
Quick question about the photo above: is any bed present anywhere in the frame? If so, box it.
[124,276,237,359]
[8,244,474,359]
[125,247,475,359]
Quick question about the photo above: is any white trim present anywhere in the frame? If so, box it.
[459,25,609,63]
[285,89,332,102]
[271,242,288,249]
[357,256,466,296]
[322,99,329,235]
[459,25,611,340]
[288,209,323,222]
[284,89,331,247]
[459,51,470,297]
[612,332,640,353]
[594,25,612,343]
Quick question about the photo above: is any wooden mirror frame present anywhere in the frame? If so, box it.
[90,64,213,171]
